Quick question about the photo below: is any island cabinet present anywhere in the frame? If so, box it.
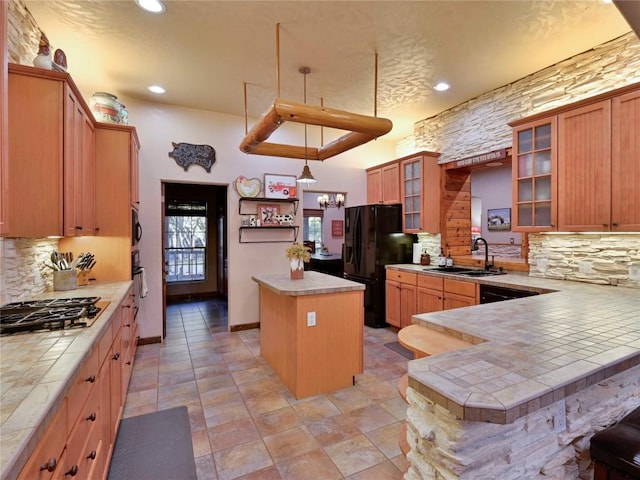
[386,270,418,328]
[253,272,364,399]
[511,82,640,232]
[399,151,442,234]
[4,64,97,238]
[366,160,400,204]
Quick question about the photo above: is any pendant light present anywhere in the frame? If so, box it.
[297,66,316,185]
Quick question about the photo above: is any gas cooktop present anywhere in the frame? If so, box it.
[0,297,105,336]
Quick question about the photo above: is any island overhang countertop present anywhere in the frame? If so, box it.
[386,264,640,424]
[252,271,365,295]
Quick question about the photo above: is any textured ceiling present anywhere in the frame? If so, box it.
[23,0,633,142]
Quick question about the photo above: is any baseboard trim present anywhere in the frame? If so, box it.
[230,322,260,332]
[137,336,162,345]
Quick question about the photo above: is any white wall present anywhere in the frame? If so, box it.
[121,98,396,337]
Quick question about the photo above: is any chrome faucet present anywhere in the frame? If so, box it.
[472,237,494,270]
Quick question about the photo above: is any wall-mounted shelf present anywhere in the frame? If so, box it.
[238,197,299,243]
[239,197,299,216]
[239,225,299,243]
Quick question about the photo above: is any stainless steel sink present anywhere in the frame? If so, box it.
[424,267,506,277]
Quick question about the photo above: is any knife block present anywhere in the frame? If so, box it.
[77,270,92,286]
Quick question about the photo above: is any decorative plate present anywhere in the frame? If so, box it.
[235,176,262,197]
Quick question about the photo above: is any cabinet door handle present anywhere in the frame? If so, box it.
[603,223,608,227]
[112,353,120,361]
[87,450,97,460]
[612,222,619,227]
[65,465,78,476]
[85,374,96,383]
[126,361,132,365]
[40,458,57,472]
[86,412,97,422]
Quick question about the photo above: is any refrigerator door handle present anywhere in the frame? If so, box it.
[354,208,362,273]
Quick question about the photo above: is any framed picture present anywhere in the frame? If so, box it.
[487,208,511,231]
[331,220,344,237]
[264,174,297,199]
[258,204,281,225]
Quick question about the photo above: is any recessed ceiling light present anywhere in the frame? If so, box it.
[135,0,165,14]
[148,85,166,94]
[434,82,450,92]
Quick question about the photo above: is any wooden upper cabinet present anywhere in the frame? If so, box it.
[558,100,611,231]
[511,82,640,233]
[0,2,8,235]
[4,65,96,238]
[6,68,64,237]
[64,86,97,236]
[400,151,441,233]
[611,89,640,231]
[512,117,557,232]
[366,160,400,204]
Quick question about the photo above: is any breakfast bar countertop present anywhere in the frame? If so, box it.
[252,271,365,296]
[386,264,640,424]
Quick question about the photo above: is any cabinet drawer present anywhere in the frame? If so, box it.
[98,325,114,368]
[417,274,443,290]
[67,347,99,432]
[443,279,477,299]
[386,270,416,285]
[18,403,67,480]
[66,375,101,478]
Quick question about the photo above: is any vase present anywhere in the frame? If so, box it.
[89,92,122,124]
[290,258,304,280]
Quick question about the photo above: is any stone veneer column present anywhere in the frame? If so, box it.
[405,364,640,480]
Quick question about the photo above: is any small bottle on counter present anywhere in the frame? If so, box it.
[438,248,446,267]
[446,251,454,267]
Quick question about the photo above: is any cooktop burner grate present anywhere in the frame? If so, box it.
[0,297,104,336]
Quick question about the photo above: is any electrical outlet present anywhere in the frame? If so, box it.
[554,399,566,433]
[307,311,316,327]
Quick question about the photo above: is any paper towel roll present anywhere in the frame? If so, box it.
[413,244,422,264]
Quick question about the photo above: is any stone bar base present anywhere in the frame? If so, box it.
[405,364,640,480]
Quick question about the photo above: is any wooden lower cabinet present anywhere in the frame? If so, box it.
[443,279,477,309]
[17,405,67,480]
[386,271,418,328]
[417,275,444,314]
[388,271,478,327]
[18,288,137,480]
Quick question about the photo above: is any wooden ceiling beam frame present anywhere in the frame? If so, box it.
[239,98,392,160]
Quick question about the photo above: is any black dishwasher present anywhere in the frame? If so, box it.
[479,284,539,304]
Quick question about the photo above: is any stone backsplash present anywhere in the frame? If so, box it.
[528,233,640,288]
[0,238,57,305]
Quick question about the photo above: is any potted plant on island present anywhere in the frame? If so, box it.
[286,242,312,279]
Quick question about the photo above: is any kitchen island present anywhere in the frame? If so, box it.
[252,271,365,399]
[387,265,640,479]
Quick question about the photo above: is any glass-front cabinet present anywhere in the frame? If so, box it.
[512,117,557,231]
[399,151,441,234]
[402,158,422,231]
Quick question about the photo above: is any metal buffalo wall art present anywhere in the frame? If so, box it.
[168,142,216,172]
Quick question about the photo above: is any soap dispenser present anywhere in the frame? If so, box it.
[438,248,446,267]
[446,251,454,267]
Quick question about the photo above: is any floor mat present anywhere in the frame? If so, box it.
[384,341,414,359]
[107,406,196,480]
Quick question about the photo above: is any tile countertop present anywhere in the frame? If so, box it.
[252,271,365,296]
[0,281,133,480]
[387,264,640,424]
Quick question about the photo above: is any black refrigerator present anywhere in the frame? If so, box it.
[343,204,414,328]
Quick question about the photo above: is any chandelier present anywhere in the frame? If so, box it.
[318,193,345,210]
[239,24,392,162]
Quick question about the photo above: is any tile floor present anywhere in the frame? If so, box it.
[123,298,412,480]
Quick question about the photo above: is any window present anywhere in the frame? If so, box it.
[165,200,207,283]
[303,208,323,250]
